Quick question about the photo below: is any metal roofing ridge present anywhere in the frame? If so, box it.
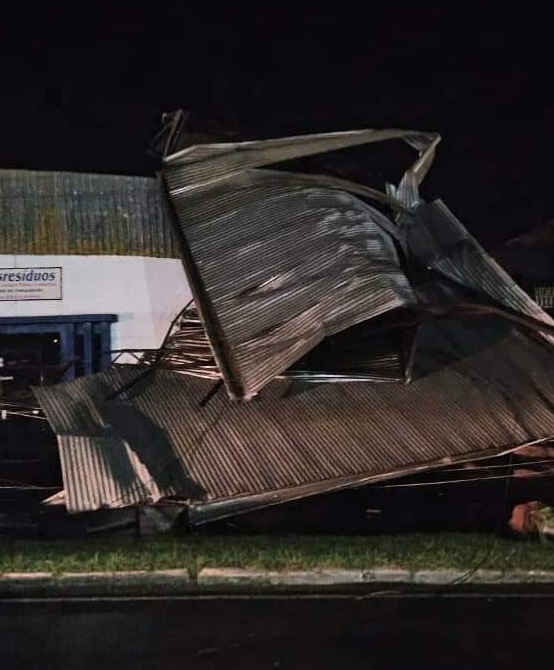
[162,127,440,207]
[163,128,437,162]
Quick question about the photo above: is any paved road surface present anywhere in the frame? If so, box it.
[1,591,552,669]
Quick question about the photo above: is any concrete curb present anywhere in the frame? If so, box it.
[197,567,554,586]
[2,567,554,596]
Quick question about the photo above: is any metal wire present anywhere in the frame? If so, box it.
[438,458,554,473]
[375,470,554,489]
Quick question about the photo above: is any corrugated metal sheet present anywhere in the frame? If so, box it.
[139,304,221,379]
[143,303,416,383]
[161,124,554,400]
[169,181,416,399]
[163,170,428,399]
[407,200,554,340]
[161,130,440,401]
[163,128,440,196]
[34,315,554,518]
[0,169,179,257]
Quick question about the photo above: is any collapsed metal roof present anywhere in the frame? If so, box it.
[160,125,553,400]
[34,120,554,521]
[34,314,554,521]
[161,128,441,400]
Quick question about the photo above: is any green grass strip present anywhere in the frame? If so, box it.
[1,533,553,575]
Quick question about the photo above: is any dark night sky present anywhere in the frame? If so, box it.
[1,3,553,249]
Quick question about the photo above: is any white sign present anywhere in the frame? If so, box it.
[0,267,62,301]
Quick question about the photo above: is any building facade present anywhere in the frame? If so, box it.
[0,169,194,526]
[0,169,191,396]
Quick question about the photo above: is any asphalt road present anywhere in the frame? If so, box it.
[1,591,552,669]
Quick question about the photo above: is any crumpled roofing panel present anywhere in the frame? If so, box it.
[35,315,554,518]
[141,303,416,383]
[162,129,440,400]
[177,187,416,397]
[163,129,440,196]
[408,200,554,338]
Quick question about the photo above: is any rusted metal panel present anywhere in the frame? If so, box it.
[34,315,554,516]
[0,169,179,258]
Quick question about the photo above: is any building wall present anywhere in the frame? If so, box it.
[0,254,192,353]
[0,169,179,258]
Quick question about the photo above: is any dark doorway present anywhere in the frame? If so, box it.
[0,333,61,527]
[0,332,62,402]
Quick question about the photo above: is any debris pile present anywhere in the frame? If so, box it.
[34,116,554,524]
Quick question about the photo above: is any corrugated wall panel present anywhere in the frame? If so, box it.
[0,169,179,258]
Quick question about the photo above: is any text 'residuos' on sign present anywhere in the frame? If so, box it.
[0,267,62,301]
